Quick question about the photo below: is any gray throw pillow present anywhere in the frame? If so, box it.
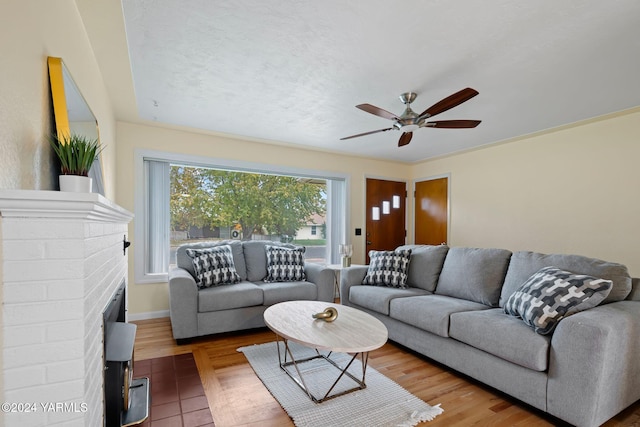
[186,245,241,288]
[263,245,306,282]
[503,266,613,335]
[362,249,412,288]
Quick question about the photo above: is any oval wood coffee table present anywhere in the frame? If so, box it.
[263,300,388,403]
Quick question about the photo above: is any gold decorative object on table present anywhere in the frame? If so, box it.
[312,307,339,322]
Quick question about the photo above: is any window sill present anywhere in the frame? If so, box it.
[135,272,169,284]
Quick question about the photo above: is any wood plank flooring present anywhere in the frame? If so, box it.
[132,317,640,427]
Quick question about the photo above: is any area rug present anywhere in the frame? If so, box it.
[134,353,214,427]
[238,341,443,427]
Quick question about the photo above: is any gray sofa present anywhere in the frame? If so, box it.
[169,240,335,341]
[340,245,640,427]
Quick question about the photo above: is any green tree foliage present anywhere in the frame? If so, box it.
[170,167,216,232]
[170,166,325,241]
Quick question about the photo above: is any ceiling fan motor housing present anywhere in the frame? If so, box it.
[395,92,422,132]
[399,92,417,105]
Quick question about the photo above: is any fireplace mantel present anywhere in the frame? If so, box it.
[0,189,132,222]
[0,189,133,427]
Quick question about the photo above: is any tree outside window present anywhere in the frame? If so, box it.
[170,166,326,259]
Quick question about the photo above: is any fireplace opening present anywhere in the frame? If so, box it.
[103,282,149,427]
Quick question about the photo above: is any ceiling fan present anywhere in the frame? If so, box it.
[341,87,481,147]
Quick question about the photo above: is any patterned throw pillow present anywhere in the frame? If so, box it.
[185,245,241,288]
[264,245,306,282]
[362,249,412,288]
[503,266,613,335]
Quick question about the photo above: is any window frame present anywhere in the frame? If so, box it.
[133,149,349,283]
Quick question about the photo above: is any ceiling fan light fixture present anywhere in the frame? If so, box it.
[399,124,419,132]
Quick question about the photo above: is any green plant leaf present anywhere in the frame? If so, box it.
[49,133,104,176]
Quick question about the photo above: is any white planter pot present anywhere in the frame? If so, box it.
[59,175,93,193]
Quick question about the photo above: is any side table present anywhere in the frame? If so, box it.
[325,264,366,300]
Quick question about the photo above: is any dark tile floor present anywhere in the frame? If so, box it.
[134,353,214,427]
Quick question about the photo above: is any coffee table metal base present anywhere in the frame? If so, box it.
[275,335,370,403]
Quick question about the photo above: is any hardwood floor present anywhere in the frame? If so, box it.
[132,317,640,427]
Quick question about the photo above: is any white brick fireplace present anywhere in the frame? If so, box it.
[0,190,133,427]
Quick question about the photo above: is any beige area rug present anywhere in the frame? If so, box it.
[238,341,443,427]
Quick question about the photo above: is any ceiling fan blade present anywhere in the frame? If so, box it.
[419,88,479,118]
[356,104,400,121]
[398,132,413,147]
[423,120,482,129]
[340,127,394,140]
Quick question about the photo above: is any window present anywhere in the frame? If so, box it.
[134,150,348,283]
[169,165,327,265]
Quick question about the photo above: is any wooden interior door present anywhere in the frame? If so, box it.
[414,177,448,245]
[365,178,406,263]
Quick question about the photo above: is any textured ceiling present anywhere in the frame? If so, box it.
[120,0,640,163]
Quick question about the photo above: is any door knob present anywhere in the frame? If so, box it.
[366,241,372,245]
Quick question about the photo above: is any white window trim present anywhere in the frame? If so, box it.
[134,149,350,283]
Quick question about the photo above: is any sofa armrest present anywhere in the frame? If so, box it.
[305,263,335,302]
[547,301,640,427]
[168,267,199,340]
[339,266,368,307]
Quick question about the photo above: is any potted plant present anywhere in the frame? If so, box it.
[49,133,104,192]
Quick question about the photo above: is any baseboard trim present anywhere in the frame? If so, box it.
[128,310,170,321]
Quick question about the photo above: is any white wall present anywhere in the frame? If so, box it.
[411,109,640,277]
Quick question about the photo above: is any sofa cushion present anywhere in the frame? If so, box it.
[500,251,631,306]
[449,308,551,371]
[198,281,263,312]
[389,295,490,337]
[627,278,640,301]
[260,281,317,305]
[349,285,431,315]
[397,245,449,292]
[186,245,242,288]
[243,240,300,282]
[503,266,612,335]
[177,240,247,280]
[264,245,306,282]
[362,249,412,288]
[435,247,512,306]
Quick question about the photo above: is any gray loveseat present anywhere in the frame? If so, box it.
[340,245,640,427]
[169,240,335,342]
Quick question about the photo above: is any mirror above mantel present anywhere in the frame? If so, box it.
[48,56,105,195]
